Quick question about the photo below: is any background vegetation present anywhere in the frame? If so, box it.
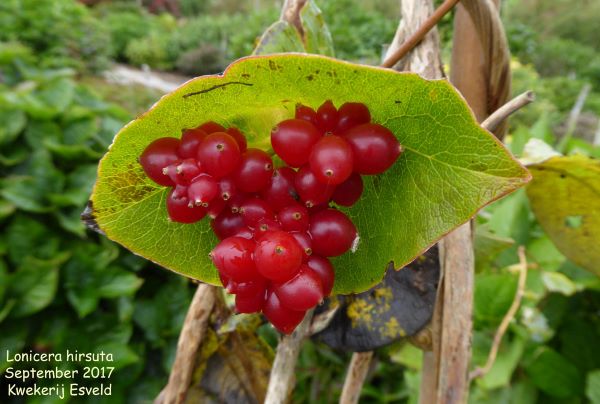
[0,0,598,402]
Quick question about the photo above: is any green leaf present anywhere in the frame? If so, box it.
[541,271,579,296]
[587,370,600,404]
[525,347,583,398]
[6,214,61,265]
[474,272,518,326]
[299,0,335,56]
[90,54,530,293]
[0,323,28,372]
[0,107,26,145]
[474,225,514,272]
[8,255,66,317]
[527,155,600,277]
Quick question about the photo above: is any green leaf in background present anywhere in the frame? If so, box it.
[527,155,600,277]
[7,254,68,317]
[541,271,579,296]
[474,272,518,326]
[89,54,530,294]
[587,370,600,404]
[475,337,525,390]
[0,107,26,145]
[0,323,27,373]
[474,225,515,272]
[525,347,584,398]
[253,0,334,56]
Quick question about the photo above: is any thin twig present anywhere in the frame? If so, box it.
[557,83,591,152]
[309,305,339,335]
[339,351,374,404]
[381,0,460,68]
[469,246,528,380]
[480,91,535,132]
[264,310,315,404]
[155,284,217,404]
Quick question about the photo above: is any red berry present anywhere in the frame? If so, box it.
[188,174,218,206]
[271,119,321,167]
[225,277,267,295]
[278,203,309,232]
[166,186,207,223]
[163,159,202,186]
[255,230,303,282]
[316,100,339,133]
[290,231,313,260]
[207,197,227,219]
[227,192,249,214]
[263,291,306,334]
[253,218,282,240]
[235,292,266,314]
[335,102,371,134]
[140,137,181,186]
[210,236,258,283]
[295,104,319,127]
[274,265,324,311]
[211,210,245,240]
[178,128,208,159]
[261,167,298,212]
[332,173,363,207]
[309,208,357,257]
[226,127,248,153]
[240,197,275,228]
[232,148,273,193]
[294,165,334,208]
[233,226,254,239]
[306,256,335,296]
[218,177,236,201]
[197,132,241,178]
[198,121,226,134]
[309,135,354,185]
[344,123,402,175]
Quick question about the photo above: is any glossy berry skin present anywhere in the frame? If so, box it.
[336,102,371,134]
[227,192,249,214]
[210,236,258,283]
[253,218,282,240]
[294,165,334,208]
[240,197,275,228]
[207,197,227,219]
[254,230,303,282]
[274,265,323,311]
[309,208,357,257]
[332,173,363,207]
[235,292,266,314]
[166,187,207,223]
[224,276,266,295]
[344,123,402,175]
[163,158,201,185]
[211,210,245,240]
[197,132,241,178]
[263,291,306,334]
[198,121,226,134]
[188,174,218,206]
[295,104,319,127]
[278,203,310,232]
[226,127,248,153]
[306,256,335,296]
[271,119,322,167]
[232,148,273,192]
[140,137,181,186]
[290,231,313,260]
[261,167,298,212]
[316,100,339,133]
[309,135,354,185]
[178,128,208,159]
[218,177,236,201]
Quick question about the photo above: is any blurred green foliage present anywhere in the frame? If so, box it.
[0,42,194,402]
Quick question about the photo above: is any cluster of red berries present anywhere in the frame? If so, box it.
[139,100,402,334]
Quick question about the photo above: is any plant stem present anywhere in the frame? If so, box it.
[481,91,535,132]
[469,246,528,380]
[381,0,460,68]
[339,351,374,404]
[264,309,314,404]
[155,284,217,404]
